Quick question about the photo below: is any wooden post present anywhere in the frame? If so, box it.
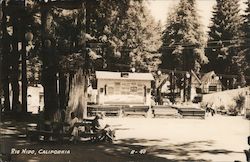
[187,71,192,101]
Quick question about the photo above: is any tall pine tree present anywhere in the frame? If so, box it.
[243,0,250,84]
[84,0,162,72]
[206,0,245,87]
[160,0,207,74]
[117,1,162,72]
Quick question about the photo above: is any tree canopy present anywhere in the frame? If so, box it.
[206,0,247,86]
[160,0,207,74]
[243,0,250,77]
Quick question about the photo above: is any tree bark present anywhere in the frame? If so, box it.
[67,69,87,120]
[21,25,28,113]
[1,1,10,111]
[41,8,59,121]
[65,72,73,108]
[59,72,67,110]
[10,14,20,112]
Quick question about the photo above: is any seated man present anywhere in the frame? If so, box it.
[68,112,79,142]
[92,113,115,142]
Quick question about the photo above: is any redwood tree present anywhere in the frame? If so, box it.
[206,0,245,87]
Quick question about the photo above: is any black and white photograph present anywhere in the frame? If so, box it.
[0,0,250,161]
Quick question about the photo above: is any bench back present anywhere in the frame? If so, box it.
[152,105,174,109]
[123,106,149,112]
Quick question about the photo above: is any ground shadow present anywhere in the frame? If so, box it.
[0,121,244,162]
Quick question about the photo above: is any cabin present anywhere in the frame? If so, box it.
[201,71,222,94]
[8,83,44,114]
[156,71,202,103]
[95,71,154,106]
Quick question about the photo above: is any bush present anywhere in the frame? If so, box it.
[216,105,226,114]
[218,105,225,111]
[234,94,246,113]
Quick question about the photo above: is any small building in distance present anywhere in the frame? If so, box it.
[201,71,222,94]
[95,71,154,106]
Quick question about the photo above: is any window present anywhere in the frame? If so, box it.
[121,72,129,78]
[39,92,43,104]
[114,82,121,94]
[130,87,137,93]
[196,88,202,94]
[115,82,120,86]
[108,87,114,95]
[209,86,217,91]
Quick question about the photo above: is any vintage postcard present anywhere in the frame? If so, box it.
[0,0,250,162]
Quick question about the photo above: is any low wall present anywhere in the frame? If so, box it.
[202,86,250,111]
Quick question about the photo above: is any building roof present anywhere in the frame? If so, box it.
[201,71,216,83]
[96,71,154,81]
[191,70,202,84]
[156,74,169,89]
[201,71,222,86]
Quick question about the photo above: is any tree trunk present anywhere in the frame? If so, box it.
[41,9,59,121]
[59,72,67,110]
[1,1,10,111]
[21,24,28,114]
[42,67,58,120]
[65,73,73,108]
[66,69,88,120]
[10,15,20,112]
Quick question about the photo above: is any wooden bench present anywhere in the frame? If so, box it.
[76,120,98,141]
[87,105,122,117]
[122,106,149,117]
[26,118,115,143]
[177,108,205,119]
[27,120,93,142]
[79,131,97,137]
[76,120,114,142]
[152,105,178,117]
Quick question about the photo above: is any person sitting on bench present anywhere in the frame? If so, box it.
[68,112,79,142]
[92,113,115,142]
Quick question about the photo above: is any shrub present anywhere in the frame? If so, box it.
[227,104,238,116]
[234,94,246,113]
[218,105,225,111]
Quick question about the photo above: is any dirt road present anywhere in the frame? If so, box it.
[1,115,249,162]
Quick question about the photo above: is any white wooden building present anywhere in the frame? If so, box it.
[95,71,154,106]
[201,71,222,94]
